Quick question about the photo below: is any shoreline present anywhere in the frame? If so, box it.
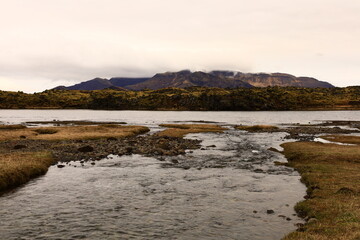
[281,139,360,239]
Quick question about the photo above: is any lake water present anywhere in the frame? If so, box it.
[1,110,360,240]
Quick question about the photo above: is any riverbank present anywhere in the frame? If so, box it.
[281,138,360,240]
[0,152,54,193]
[0,124,149,194]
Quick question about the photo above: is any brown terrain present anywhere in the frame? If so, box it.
[54,70,334,91]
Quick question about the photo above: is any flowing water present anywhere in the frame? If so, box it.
[1,110,360,240]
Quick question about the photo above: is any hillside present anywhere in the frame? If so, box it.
[233,72,334,88]
[53,70,334,90]
[125,70,252,90]
[1,86,359,111]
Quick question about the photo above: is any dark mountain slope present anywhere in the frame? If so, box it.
[52,70,335,90]
[109,77,150,87]
[65,78,113,90]
[126,70,252,90]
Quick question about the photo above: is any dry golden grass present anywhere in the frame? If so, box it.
[0,124,27,130]
[322,135,360,145]
[0,152,54,193]
[281,141,360,240]
[0,125,149,141]
[157,124,226,137]
[235,125,279,131]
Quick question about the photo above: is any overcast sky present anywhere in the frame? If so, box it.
[0,0,359,92]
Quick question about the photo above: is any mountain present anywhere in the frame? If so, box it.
[109,77,150,87]
[232,72,334,88]
[53,78,113,91]
[125,70,252,90]
[52,70,335,90]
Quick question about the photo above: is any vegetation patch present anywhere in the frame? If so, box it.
[281,140,360,240]
[0,125,149,141]
[0,152,54,193]
[1,86,360,111]
[26,120,127,126]
[235,125,279,132]
[34,128,59,135]
[322,135,360,145]
[0,124,27,130]
[157,124,226,137]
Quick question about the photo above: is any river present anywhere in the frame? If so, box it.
[1,110,360,239]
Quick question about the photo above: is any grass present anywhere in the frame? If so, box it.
[26,120,127,125]
[0,152,54,193]
[0,125,149,141]
[157,124,226,137]
[322,135,360,145]
[34,128,59,134]
[281,140,360,240]
[235,125,279,132]
[0,124,27,130]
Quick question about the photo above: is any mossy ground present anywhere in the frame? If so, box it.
[322,135,360,145]
[281,140,360,240]
[235,125,279,132]
[157,124,226,137]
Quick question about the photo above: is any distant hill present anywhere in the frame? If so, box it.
[53,70,334,90]
[53,78,113,91]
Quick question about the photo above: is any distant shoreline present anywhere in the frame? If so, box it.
[1,86,360,111]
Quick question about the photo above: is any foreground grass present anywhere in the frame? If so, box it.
[0,152,54,193]
[281,141,360,240]
[235,125,279,132]
[0,125,149,141]
[157,124,226,137]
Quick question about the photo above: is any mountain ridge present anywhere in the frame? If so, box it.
[53,70,335,90]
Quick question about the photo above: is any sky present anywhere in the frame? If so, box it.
[0,0,359,92]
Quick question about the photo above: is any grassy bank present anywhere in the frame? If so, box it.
[322,135,360,145]
[0,125,149,141]
[281,139,360,240]
[157,124,226,137]
[0,152,54,193]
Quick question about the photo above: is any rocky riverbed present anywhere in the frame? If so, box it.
[0,135,201,164]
